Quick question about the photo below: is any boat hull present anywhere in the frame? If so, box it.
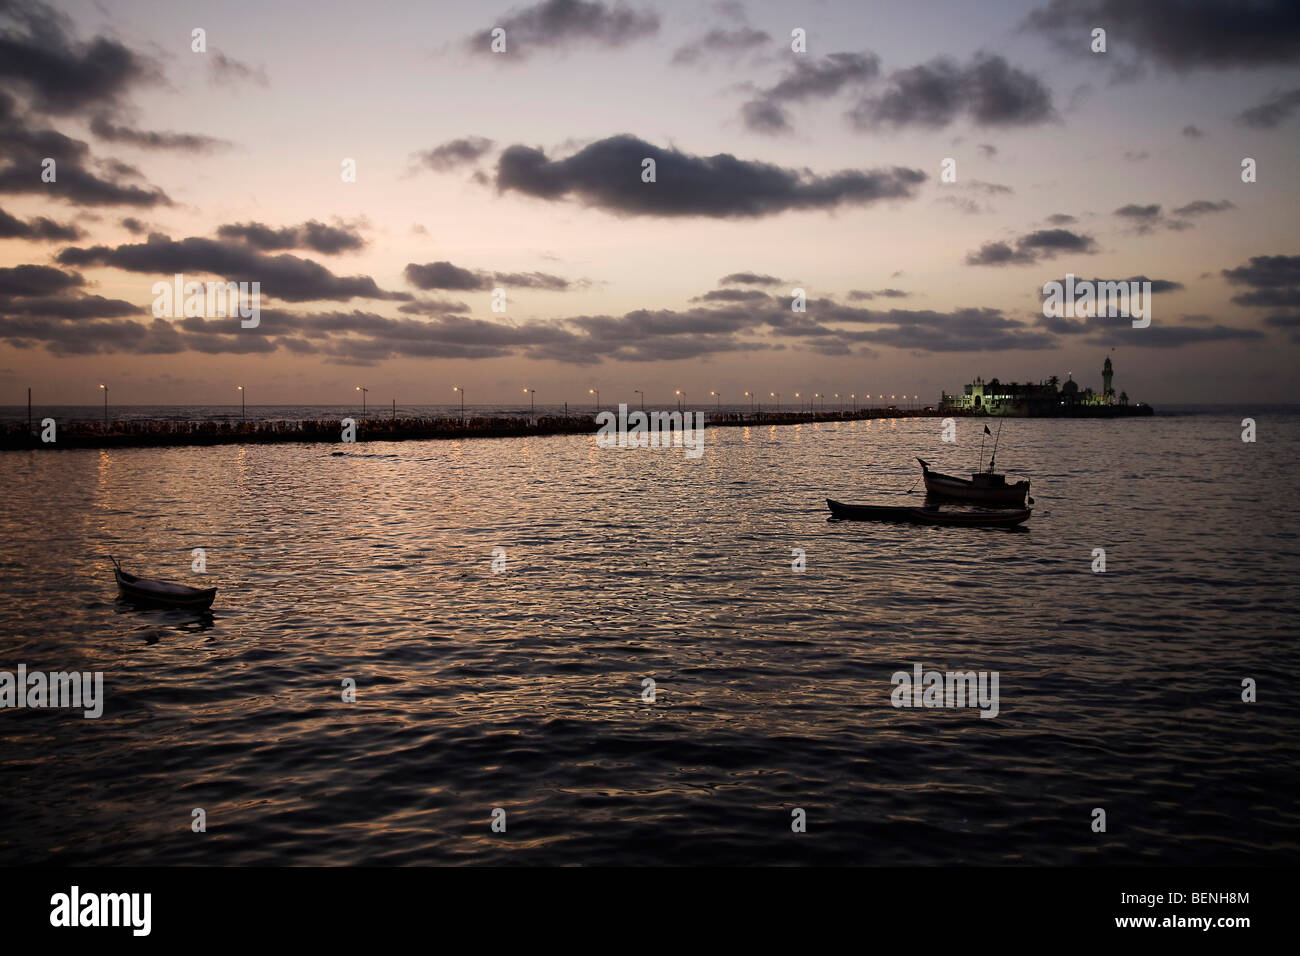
[114,568,217,609]
[826,499,1031,527]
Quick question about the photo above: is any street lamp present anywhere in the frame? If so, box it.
[523,387,535,416]
[836,393,842,414]
[356,385,367,417]
[238,385,245,421]
[851,393,857,413]
[794,391,802,412]
[634,389,644,411]
[770,391,780,413]
[588,387,600,413]
[814,392,822,414]
[675,389,684,412]
[745,390,754,416]
[710,390,720,413]
[453,385,464,420]
[99,383,107,426]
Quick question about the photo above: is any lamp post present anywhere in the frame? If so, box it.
[851,393,857,414]
[453,385,464,420]
[795,391,802,413]
[238,385,245,421]
[523,387,535,416]
[675,389,684,413]
[744,391,754,416]
[770,391,780,413]
[634,389,644,412]
[710,390,720,413]
[814,392,822,414]
[588,388,599,414]
[356,385,367,417]
[99,383,108,426]
[836,393,842,414]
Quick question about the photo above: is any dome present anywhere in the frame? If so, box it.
[1062,378,1079,394]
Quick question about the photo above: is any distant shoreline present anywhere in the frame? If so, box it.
[2,404,1156,451]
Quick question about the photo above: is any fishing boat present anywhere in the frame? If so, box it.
[111,556,217,609]
[917,458,1031,505]
[916,420,1032,506]
[826,499,1032,527]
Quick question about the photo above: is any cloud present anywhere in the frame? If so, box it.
[57,234,407,302]
[848,54,1055,130]
[1114,203,1191,234]
[404,260,575,291]
[1223,253,1300,309]
[414,136,495,171]
[1170,199,1234,217]
[0,205,80,240]
[0,263,83,295]
[966,229,1098,266]
[209,52,269,88]
[1234,87,1300,129]
[89,115,232,153]
[216,220,367,255]
[1023,0,1300,72]
[719,271,782,286]
[672,26,769,67]
[977,143,997,158]
[847,288,910,301]
[690,288,773,303]
[0,92,172,206]
[0,0,154,116]
[741,52,880,133]
[1182,124,1205,138]
[466,0,660,55]
[495,134,926,217]
[1046,213,1076,225]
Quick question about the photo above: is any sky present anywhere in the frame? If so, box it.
[1,0,1298,406]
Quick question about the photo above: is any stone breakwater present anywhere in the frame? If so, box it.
[2,408,941,450]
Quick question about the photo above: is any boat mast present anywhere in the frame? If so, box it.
[989,421,1003,473]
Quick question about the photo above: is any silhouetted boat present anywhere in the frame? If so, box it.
[826,499,1032,527]
[917,458,1031,506]
[111,556,216,609]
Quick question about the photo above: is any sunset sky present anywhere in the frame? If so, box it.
[1,0,1298,406]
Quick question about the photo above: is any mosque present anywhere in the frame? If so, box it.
[940,357,1152,416]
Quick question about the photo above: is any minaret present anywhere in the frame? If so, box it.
[1102,356,1114,401]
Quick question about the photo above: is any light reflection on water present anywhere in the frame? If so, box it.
[0,414,1297,864]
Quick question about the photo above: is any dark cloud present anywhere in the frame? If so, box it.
[0,291,138,318]
[672,26,769,66]
[217,220,367,255]
[0,263,83,295]
[847,288,910,301]
[414,136,495,171]
[397,297,472,315]
[690,288,773,303]
[1182,124,1204,138]
[56,234,406,302]
[1234,87,1300,129]
[1170,199,1234,217]
[719,272,782,286]
[89,115,231,153]
[1046,213,1076,225]
[0,205,80,240]
[966,229,1098,266]
[0,93,172,206]
[1223,254,1300,309]
[1024,0,1300,71]
[209,52,269,88]
[849,54,1055,130]
[120,216,147,234]
[466,0,660,54]
[741,52,880,134]
[0,0,153,115]
[1040,308,1266,347]
[977,143,997,157]
[1114,203,1192,234]
[404,260,575,291]
[496,134,926,217]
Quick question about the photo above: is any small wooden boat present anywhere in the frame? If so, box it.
[826,499,1032,527]
[111,556,217,609]
[917,458,1031,506]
